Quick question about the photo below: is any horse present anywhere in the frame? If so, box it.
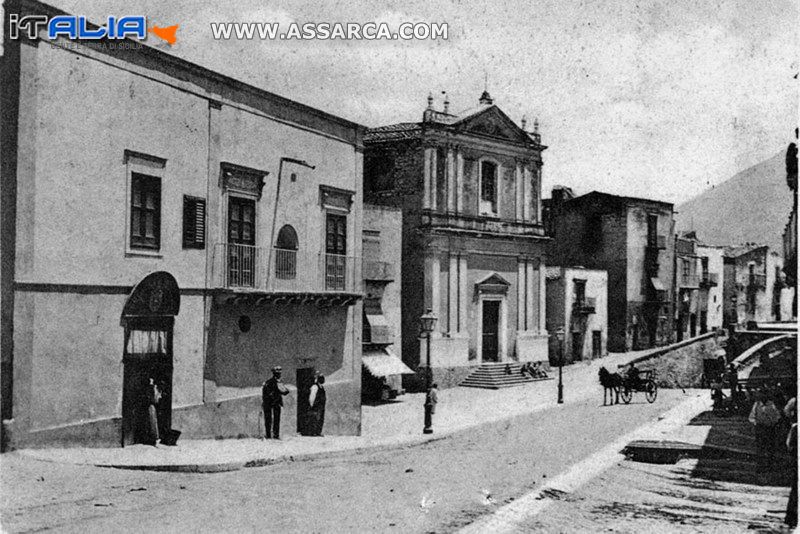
[599,366,622,405]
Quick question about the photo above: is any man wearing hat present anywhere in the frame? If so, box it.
[262,366,290,439]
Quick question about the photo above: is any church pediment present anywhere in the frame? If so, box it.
[475,273,511,295]
[453,107,529,144]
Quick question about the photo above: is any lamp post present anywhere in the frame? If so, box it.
[556,326,565,404]
[420,309,438,434]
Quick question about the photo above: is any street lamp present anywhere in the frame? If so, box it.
[556,326,565,404]
[420,309,438,434]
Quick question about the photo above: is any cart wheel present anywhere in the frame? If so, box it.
[645,380,658,403]
[620,387,632,404]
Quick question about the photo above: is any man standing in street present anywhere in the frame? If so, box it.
[262,366,289,439]
[308,374,327,437]
[426,383,439,417]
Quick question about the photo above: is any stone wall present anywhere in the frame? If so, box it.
[618,331,726,389]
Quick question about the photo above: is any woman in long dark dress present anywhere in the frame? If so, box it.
[145,378,161,446]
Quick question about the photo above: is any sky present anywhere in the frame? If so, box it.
[47,0,799,204]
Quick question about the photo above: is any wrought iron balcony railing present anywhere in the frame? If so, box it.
[213,244,357,293]
[700,272,719,287]
[647,235,667,250]
[679,274,700,288]
[363,259,395,281]
[572,296,596,314]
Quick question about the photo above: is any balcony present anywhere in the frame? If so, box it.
[679,274,700,288]
[748,274,767,288]
[364,321,394,344]
[421,210,545,237]
[643,300,673,318]
[572,297,596,314]
[700,272,719,287]
[675,238,694,255]
[213,244,357,294]
[645,247,660,276]
[647,235,667,251]
[363,259,395,282]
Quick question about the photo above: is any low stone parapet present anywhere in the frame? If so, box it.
[617,332,726,389]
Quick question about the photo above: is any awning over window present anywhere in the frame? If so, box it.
[362,347,414,377]
[650,278,666,291]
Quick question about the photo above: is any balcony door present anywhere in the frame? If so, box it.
[325,214,347,290]
[228,197,256,287]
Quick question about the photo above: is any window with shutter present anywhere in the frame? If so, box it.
[183,196,206,249]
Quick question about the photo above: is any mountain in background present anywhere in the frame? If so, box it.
[674,151,792,252]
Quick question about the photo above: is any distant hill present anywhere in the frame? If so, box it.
[674,151,792,252]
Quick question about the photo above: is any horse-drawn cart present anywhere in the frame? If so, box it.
[620,369,658,404]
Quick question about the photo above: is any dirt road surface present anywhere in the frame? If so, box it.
[2,390,694,533]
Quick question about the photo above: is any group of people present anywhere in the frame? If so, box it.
[261,366,327,439]
[748,388,797,528]
[747,389,796,463]
[519,361,548,379]
[704,361,796,528]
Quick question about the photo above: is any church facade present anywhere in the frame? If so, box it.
[364,92,549,388]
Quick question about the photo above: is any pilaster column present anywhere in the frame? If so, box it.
[425,253,441,331]
[517,259,526,330]
[533,164,541,223]
[523,165,533,221]
[458,254,468,333]
[423,147,433,209]
[456,149,464,214]
[430,148,438,211]
[448,253,458,333]
[526,260,535,331]
[538,259,547,334]
[515,161,524,220]
[446,147,456,213]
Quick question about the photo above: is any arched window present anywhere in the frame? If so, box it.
[275,225,298,279]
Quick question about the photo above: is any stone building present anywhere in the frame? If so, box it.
[724,244,792,326]
[783,129,797,318]
[363,92,549,389]
[674,234,701,340]
[361,205,411,400]
[1,0,364,449]
[674,233,725,339]
[545,267,608,365]
[547,191,676,351]
[695,243,725,333]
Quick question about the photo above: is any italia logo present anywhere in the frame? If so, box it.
[9,14,179,45]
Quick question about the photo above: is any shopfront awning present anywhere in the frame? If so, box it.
[650,278,666,291]
[362,347,415,377]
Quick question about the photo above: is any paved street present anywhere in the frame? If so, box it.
[2,388,694,533]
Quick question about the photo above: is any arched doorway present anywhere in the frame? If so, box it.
[120,272,180,446]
